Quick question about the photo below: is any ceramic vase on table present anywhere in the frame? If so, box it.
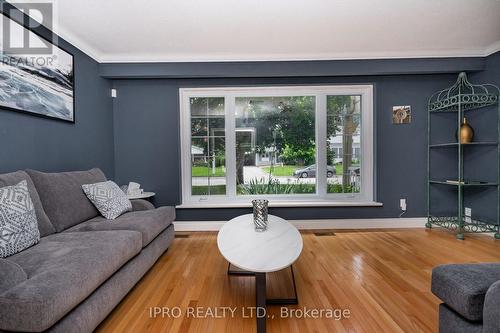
[252,199,269,232]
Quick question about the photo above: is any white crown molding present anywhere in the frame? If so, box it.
[485,40,500,56]
[173,217,427,232]
[97,48,497,64]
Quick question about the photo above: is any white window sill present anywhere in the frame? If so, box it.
[176,201,383,209]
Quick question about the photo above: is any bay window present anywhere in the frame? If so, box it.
[179,85,374,207]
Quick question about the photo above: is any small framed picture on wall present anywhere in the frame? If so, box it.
[392,105,411,124]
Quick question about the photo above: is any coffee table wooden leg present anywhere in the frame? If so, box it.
[255,272,266,333]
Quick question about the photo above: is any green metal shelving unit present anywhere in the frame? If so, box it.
[426,72,500,239]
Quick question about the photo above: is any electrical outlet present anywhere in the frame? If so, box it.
[465,207,472,216]
[400,198,407,211]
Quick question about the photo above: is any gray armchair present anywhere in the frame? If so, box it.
[431,263,500,333]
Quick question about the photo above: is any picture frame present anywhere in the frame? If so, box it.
[392,105,411,124]
[0,11,75,123]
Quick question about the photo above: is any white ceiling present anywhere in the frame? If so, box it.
[24,0,500,62]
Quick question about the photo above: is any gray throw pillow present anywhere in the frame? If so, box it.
[82,181,132,219]
[0,180,41,258]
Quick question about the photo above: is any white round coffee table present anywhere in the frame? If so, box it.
[217,214,303,333]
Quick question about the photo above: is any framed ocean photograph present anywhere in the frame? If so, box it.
[0,12,75,123]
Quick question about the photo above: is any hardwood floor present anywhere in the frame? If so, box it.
[97,228,500,333]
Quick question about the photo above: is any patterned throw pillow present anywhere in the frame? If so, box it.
[82,181,132,219]
[0,180,40,258]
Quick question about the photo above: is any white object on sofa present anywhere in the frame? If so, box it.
[127,182,142,196]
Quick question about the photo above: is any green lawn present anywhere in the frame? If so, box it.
[191,166,225,177]
[261,165,298,176]
[191,163,358,184]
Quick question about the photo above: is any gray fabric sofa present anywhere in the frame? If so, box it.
[431,263,500,333]
[0,169,175,332]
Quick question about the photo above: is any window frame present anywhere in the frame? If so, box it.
[179,85,374,207]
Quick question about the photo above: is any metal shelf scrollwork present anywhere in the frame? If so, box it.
[429,72,499,112]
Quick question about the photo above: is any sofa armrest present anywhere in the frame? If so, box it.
[483,280,500,333]
[130,199,155,211]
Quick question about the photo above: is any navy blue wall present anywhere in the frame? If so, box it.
[112,74,465,220]
[473,51,500,87]
[466,51,500,223]
[0,4,114,177]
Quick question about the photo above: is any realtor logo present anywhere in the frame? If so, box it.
[1,2,53,55]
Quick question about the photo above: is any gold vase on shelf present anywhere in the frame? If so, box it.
[458,117,474,144]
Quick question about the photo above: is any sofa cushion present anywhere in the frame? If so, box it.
[47,226,175,333]
[0,180,41,258]
[65,206,175,247]
[0,171,55,237]
[0,259,27,294]
[26,168,107,232]
[439,304,482,333]
[82,181,132,219]
[0,230,142,332]
[431,263,500,321]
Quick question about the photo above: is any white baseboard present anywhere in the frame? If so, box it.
[173,217,427,232]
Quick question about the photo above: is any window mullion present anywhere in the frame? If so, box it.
[225,94,237,198]
[316,93,327,198]
[360,88,374,201]
[181,91,191,204]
